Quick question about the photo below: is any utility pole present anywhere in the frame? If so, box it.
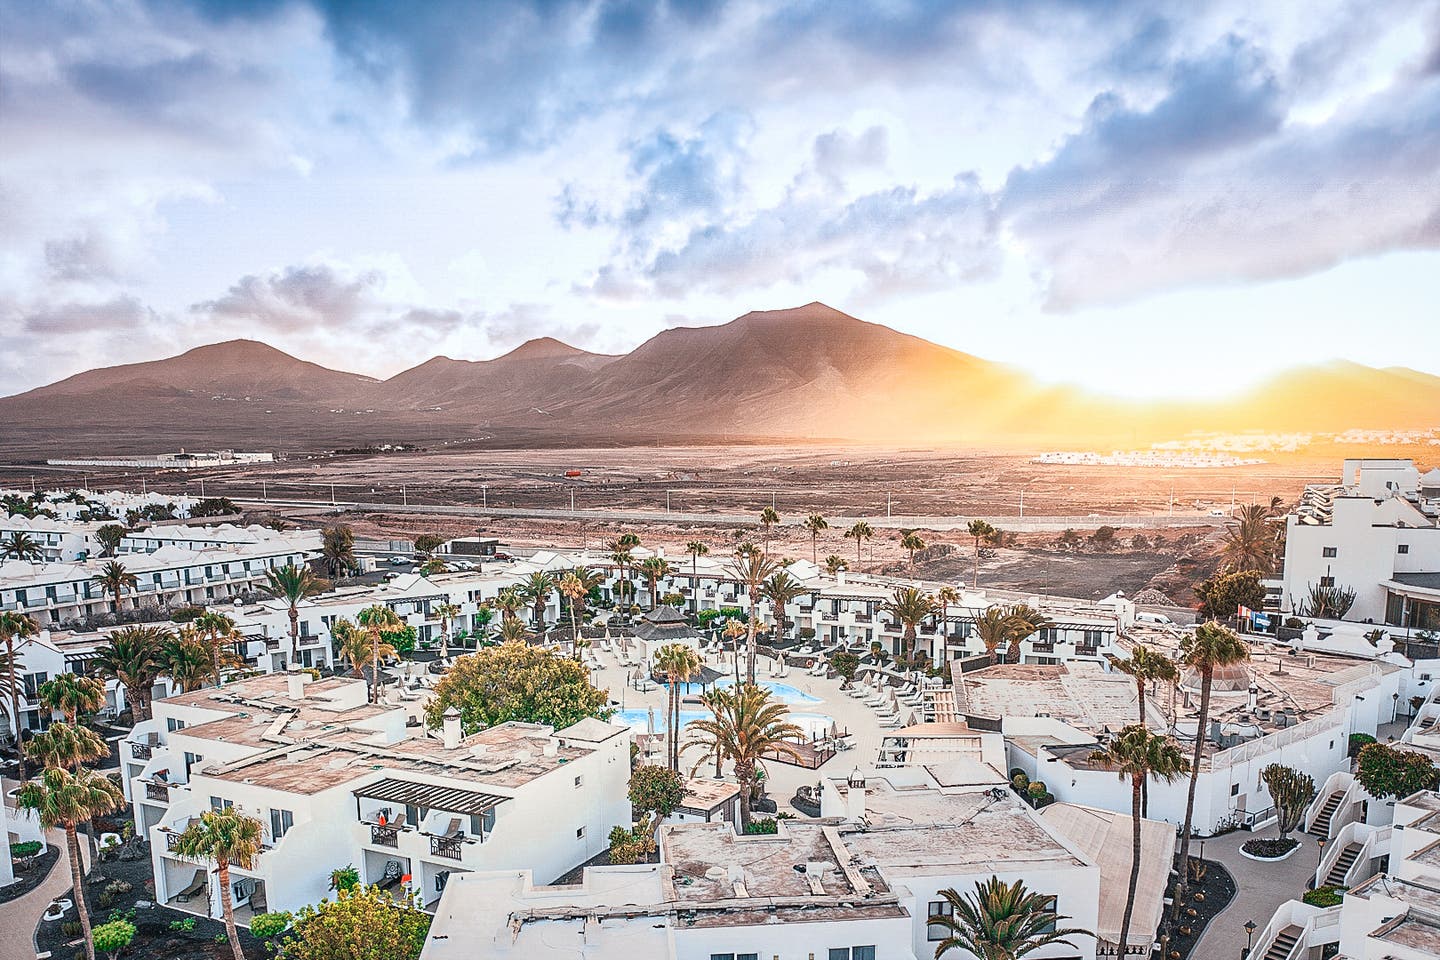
[330,482,335,505]
[199,477,205,498]
[141,477,147,495]
[481,485,488,509]
[262,480,267,502]
[771,491,776,510]
[666,490,671,513]
[571,487,576,513]
[402,486,407,507]
[887,492,892,518]
[1018,489,1024,518]
[30,476,36,493]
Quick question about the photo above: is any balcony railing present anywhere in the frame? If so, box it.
[131,742,153,760]
[429,835,463,860]
[1075,645,1100,657]
[146,782,169,803]
[370,824,399,847]
[166,831,182,851]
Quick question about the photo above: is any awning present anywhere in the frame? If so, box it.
[352,778,509,816]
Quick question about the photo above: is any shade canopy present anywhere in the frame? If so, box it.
[353,777,509,816]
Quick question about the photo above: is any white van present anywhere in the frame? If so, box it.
[1136,611,1173,626]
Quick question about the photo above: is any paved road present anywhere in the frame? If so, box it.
[0,830,88,960]
[1193,831,1319,960]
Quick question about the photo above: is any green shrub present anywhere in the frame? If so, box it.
[10,840,43,858]
[1010,770,1029,792]
[744,817,779,835]
[329,864,361,892]
[250,911,293,940]
[1348,733,1377,758]
[169,918,197,932]
[1303,885,1347,907]
[61,921,83,937]
[97,891,116,909]
[91,918,136,959]
[105,879,133,895]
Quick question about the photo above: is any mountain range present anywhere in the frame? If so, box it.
[4,302,1438,453]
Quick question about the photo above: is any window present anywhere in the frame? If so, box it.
[709,955,758,960]
[1038,627,1059,643]
[1230,783,1240,796]
[1036,896,1058,934]
[1320,576,1335,588]
[1398,544,1410,554]
[210,797,233,812]
[829,948,876,960]
[269,808,294,840]
[1083,629,1104,645]
[166,717,186,732]
[1322,547,1337,558]
[574,775,584,788]
[575,826,586,839]
[928,899,956,940]
[183,752,203,777]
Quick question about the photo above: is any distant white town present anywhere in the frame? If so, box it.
[3,457,1439,960]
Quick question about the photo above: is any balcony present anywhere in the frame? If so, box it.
[146,781,170,803]
[166,831,183,851]
[1075,646,1100,657]
[370,824,400,847]
[429,835,464,860]
[131,742,153,761]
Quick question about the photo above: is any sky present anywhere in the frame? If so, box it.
[2,0,1438,400]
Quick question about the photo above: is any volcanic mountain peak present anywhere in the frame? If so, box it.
[497,336,594,361]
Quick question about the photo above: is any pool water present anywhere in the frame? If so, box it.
[616,706,836,739]
[712,678,822,704]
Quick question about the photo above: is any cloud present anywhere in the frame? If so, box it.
[18,295,154,335]
[811,125,889,187]
[193,263,389,332]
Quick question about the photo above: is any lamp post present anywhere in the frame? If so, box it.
[1317,836,1328,874]
[1243,919,1257,958]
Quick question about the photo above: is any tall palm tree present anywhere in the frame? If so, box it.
[434,603,461,660]
[92,625,168,721]
[357,605,404,703]
[1,530,42,560]
[803,515,828,564]
[844,521,874,564]
[758,507,780,557]
[192,611,242,686]
[90,560,138,615]
[724,550,781,683]
[1002,603,1053,664]
[520,571,556,633]
[1090,725,1190,953]
[935,586,960,647]
[685,684,801,831]
[900,530,926,567]
[974,606,1011,661]
[333,617,394,679]
[494,587,526,622]
[608,547,634,610]
[685,542,708,614]
[1221,503,1278,573]
[1108,644,1180,815]
[321,523,356,578]
[639,557,671,610]
[557,575,586,657]
[1174,622,1250,911]
[761,571,807,640]
[824,555,848,576]
[38,673,106,724]
[929,876,1091,960]
[26,720,109,771]
[1,610,39,776]
[721,619,747,686]
[160,629,219,693]
[171,808,265,960]
[261,563,328,663]
[498,617,530,643]
[472,604,494,644]
[966,519,996,587]
[17,766,124,960]
[654,643,702,771]
[883,586,937,666]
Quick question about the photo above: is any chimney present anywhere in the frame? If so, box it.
[845,768,867,821]
[837,570,847,586]
[542,739,559,757]
[442,707,462,750]
[1247,684,1258,712]
[286,670,309,701]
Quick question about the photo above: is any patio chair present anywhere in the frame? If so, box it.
[248,884,267,914]
[441,817,463,839]
[377,859,404,892]
[174,868,207,903]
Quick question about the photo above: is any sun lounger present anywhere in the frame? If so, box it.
[377,859,404,892]
[174,868,207,903]
[441,817,463,839]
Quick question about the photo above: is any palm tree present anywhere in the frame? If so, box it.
[1107,644,1180,815]
[192,611,242,686]
[472,604,494,644]
[1089,725,1190,953]
[498,617,529,643]
[929,876,1090,960]
[38,673,106,724]
[844,521,874,564]
[261,563,328,663]
[966,519,996,586]
[557,575,586,656]
[333,617,394,679]
[92,625,168,721]
[494,587,526,622]
[1221,503,1278,573]
[724,550,782,683]
[758,507,780,557]
[608,547,634,610]
[761,571,807,640]
[357,605,403,703]
[974,606,1011,660]
[170,807,265,960]
[321,523,356,578]
[899,530,926,567]
[824,555,848,576]
[1,530,42,560]
[17,766,124,960]
[803,515,828,564]
[639,557,671,610]
[882,586,937,667]
[434,603,461,660]
[721,619,747,686]
[685,684,801,831]
[160,629,219,693]
[1174,622,1250,911]
[935,586,960,646]
[519,571,556,633]
[2,610,39,776]
[685,541,708,614]
[90,560,137,615]
[1002,603,1053,664]
[654,643,702,771]
[26,720,109,771]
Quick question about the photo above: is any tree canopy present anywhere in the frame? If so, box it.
[1194,569,1265,621]
[1356,743,1440,800]
[280,887,431,960]
[424,641,611,734]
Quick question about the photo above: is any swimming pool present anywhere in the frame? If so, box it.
[712,678,822,704]
[616,706,836,739]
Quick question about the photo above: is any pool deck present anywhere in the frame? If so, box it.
[589,647,901,806]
